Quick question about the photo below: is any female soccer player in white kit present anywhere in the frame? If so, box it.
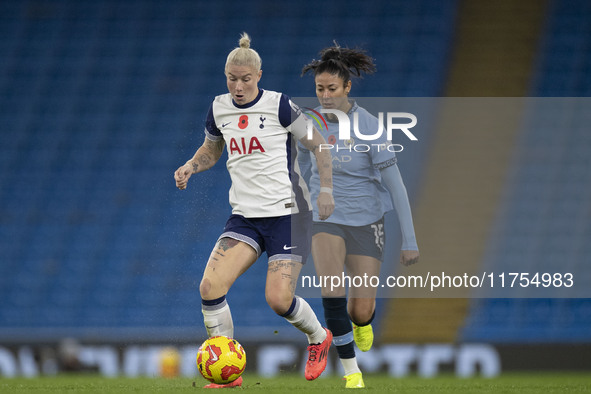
[300,45,420,388]
[174,33,335,388]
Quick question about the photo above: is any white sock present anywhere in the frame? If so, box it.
[341,357,361,376]
[202,297,234,338]
[283,296,327,344]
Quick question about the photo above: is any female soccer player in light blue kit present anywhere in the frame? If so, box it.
[175,33,335,388]
[300,46,419,388]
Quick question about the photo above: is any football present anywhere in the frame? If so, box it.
[196,336,246,384]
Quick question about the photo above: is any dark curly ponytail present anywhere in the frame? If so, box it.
[302,43,376,86]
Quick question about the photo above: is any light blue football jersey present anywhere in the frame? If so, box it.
[299,101,396,226]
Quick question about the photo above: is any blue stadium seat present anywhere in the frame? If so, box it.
[463,0,591,343]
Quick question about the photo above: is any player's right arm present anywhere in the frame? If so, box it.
[174,137,225,190]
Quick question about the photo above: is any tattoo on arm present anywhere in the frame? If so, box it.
[192,162,198,173]
[215,140,225,156]
[198,153,211,169]
[201,138,225,165]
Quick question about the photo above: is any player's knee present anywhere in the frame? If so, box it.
[349,307,375,326]
[199,277,212,299]
[266,291,292,315]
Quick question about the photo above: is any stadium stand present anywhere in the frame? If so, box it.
[381,0,548,343]
[461,0,591,343]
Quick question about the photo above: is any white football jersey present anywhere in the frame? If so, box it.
[204,89,312,218]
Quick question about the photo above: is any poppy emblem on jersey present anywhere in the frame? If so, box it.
[327,135,337,144]
[238,115,249,129]
[259,116,266,129]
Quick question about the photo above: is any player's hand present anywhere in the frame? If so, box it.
[400,250,419,266]
[317,191,335,220]
[174,163,193,190]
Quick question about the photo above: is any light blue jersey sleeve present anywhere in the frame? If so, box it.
[379,163,418,251]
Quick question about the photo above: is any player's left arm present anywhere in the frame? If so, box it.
[379,163,419,266]
[280,94,334,220]
[298,129,334,220]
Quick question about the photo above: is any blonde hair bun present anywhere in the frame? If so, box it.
[239,32,251,49]
[225,32,261,72]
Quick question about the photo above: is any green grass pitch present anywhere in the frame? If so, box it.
[1,373,591,393]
